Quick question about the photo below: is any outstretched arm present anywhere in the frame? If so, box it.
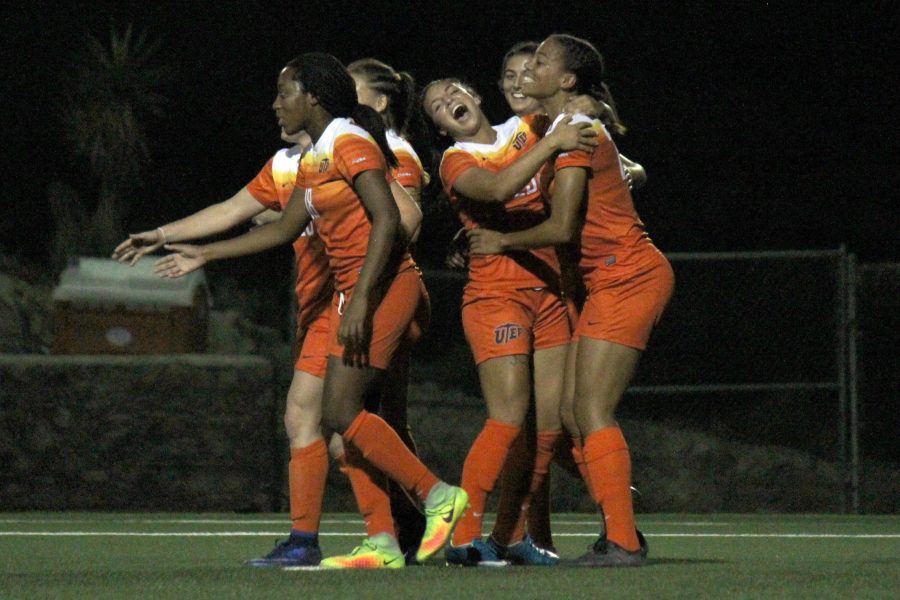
[153,186,312,278]
[467,166,587,254]
[112,188,265,265]
[452,116,596,203]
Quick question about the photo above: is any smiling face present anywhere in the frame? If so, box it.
[272,66,309,135]
[500,52,542,116]
[422,79,485,140]
[522,38,573,101]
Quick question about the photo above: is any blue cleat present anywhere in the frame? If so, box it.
[445,538,508,567]
[244,536,323,568]
[501,534,560,566]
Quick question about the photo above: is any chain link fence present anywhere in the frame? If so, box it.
[415,247,870,512]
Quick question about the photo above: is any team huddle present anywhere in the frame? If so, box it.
[112,34,673,569]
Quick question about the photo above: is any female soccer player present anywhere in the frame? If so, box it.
[113,71,427,566]
[490,40,649,556]
[346,57,433,559]
[421,77,596,566]
[468,34,674,567]
[153,53,467,569]
[112,128,336,567]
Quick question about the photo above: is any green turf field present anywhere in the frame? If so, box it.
[1,513,898,599]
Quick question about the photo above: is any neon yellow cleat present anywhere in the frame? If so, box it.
[415,484,469,563]
[320,536,405,569]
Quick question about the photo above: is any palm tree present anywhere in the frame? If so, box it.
[55,23,171,257]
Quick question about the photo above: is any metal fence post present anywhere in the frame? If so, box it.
[847,253,860,513]
[835,245,849,513]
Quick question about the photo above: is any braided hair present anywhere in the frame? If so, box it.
[285,53,398,167]
[546,34,626,135]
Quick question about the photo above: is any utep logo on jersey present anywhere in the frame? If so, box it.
[512,131,528,151]
[494,322,524,345]
[318,158,330,173]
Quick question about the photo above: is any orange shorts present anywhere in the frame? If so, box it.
[461,286,573,365]
[575,255,674,350]
[328,268,427,370]
[294,304,330,378]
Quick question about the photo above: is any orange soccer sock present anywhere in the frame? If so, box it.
[553,431,582,479]
[583,427,639,551]
[338,445,395,538]
[570,436,593,497]
[343,410,439,502]
[452,419,521,546]
[511,429,561,544]
[288,439,329,534]
[491,431,532,546]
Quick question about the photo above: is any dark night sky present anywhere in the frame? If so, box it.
[2,1,898,265]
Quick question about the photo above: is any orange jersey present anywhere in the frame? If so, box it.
[440,114,561,290]
[246,145,332,330]
[295,118,413,292]
[387,129,429,191]
[546,114,664,283]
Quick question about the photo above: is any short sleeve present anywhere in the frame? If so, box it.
[439,149,479,195]
[245,157,282,210]
[333,133,386,182]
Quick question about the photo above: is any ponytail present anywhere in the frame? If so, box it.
[351,103,398,167]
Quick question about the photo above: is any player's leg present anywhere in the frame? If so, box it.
[246,316,330,568]
[494,342,567,566]
[379,337,427,561]
[323,272,466,566]
[573,261,673,567]
[450,353,530,551]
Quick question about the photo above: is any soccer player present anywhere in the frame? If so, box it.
[468,34,674,567]
[112,128,336,567]
[347,57,432,560]
[113,103,424,567]
[154,53,467,569]
[421,77,595,566]
[490,40,648,556]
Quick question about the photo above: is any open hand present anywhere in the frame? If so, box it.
[153,244,207,278]
[112,229,165,265]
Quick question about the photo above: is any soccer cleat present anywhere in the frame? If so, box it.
[244,537,322,568]
[501,534,560,566]
[415,484,469,563]
[636,529,649,558]
[445,538,508,567]
[571,534,647,568]
[319,537,405,569]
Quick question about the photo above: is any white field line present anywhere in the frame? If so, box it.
[0,531,898,539]
[0,518,731,527]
